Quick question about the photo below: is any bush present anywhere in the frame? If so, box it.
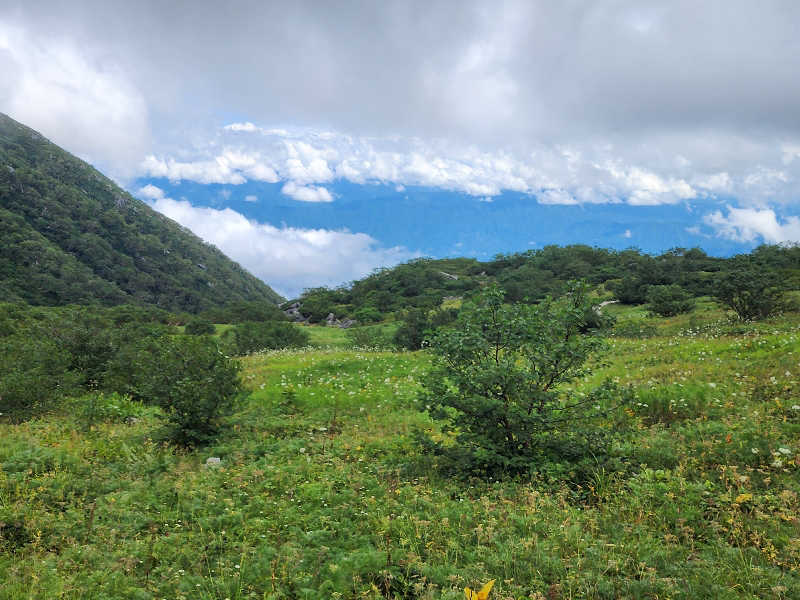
[393,308,430,350]
[646,284,695,317]
[184,318,216,335]
[73,391,143,431]
[418,283,628,476]
[0,333,79,421]
[345,325,391,349]
[127,336,242,446]
[221,321,309,356]
[716,265,788,320]
[353,306,383,323]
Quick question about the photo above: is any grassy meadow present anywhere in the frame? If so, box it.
[2,302,800,599]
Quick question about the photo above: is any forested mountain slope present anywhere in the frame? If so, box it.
[0,113,282,311]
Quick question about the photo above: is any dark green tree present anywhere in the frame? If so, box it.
[716,263,788,320]
[418,283,625,475]
[646,284,695,317]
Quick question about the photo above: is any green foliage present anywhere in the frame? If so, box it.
[352,305,382,323]
[646,284,695,317]
[126,336,242,446]
[716,262,788,320]
[0,333,79,421]
[72,391,143,431]
[393,308,431,350]
[221,321,310,356]
[612,319,658,338]
[418,283,625,476]
[345,324,392,349]
[184,317,216,335]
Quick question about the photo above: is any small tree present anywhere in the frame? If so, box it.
[129,336,242,446]
[220,321,310,356]
[646,284,695,317]
[716,266,787,320]
[418,283,623,475]
[184,317,216,335]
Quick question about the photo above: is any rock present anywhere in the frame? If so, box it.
[339,319,356,329]
[439,271,459,280]
[205,457,221,468]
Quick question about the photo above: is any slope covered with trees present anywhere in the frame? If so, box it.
[0,112,282,311]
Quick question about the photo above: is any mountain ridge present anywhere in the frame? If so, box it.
[0,112,283,311]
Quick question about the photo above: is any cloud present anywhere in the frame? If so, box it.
[623,229,632,238]
[703,206,800,244]
[0,23,149,174]
[4,2,800,206]
[281,181,333,203]
[145,194,415,297]
[137,183,165,200]
[244,194,258,202]
[140,149,279,184]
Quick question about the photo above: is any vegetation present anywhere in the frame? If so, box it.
[418,284,624,476]
[646,283,696,317]
[293,244,800,326]
[716,258,789,320]
[220,321,311,356]
[0,112,282,311]
[2,301,800,598]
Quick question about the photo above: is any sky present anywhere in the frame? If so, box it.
[2,1,800,297]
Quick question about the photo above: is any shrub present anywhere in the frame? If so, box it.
[128,336,242,446]
[353,306,383,323]
[0,333,79,421]
[221,321,309,356]
[184,318,216,335]
[646,284,695,317]
[73,391,143,431]
[345,325,391,349]
[418,283,628,476]
[612,319,658,339]
[393,308,430,350]
[716,265,788,320]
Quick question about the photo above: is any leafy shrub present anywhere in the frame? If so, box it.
[646,284,695,317]
[716,265,788,320]
[184,318,216,335]
[221,321,309,356]
[393,308,430,350]
[0,333,79,421]
[612,319,658,339]
[127,336,242,446]
[353,306,383,323]
[72,391,143,431]
[345,325,391,348]
[418,283,629,476]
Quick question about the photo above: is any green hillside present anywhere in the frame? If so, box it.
[0,113,282,312]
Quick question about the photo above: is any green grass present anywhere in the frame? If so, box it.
[2,311,800,599]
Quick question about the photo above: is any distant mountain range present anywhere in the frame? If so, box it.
[0,112,282,311]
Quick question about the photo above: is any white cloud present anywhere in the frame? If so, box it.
[281,181,333,203]
[244,194,258,202]
[137,183,165,200]
[703,206,800,244]
[147,195,415,297]
[623,229,632,238]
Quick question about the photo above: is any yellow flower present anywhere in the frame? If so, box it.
[465,579,495,600]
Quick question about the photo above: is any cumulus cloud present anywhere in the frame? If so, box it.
[145,194,415,297]
[703,206,800,244]
[281,181,333,203]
